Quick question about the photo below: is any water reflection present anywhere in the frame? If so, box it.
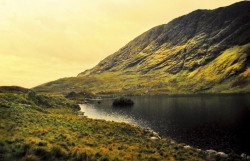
[80,95,250,154]
[80,103,149,127]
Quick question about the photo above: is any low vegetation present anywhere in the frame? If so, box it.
[0,88,244,161]
[0,86,79,112]
[65,91,95,100]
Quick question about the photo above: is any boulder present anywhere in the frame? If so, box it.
[184,145,191,149]
[241,153,247,159]
[145,128,161,139]
[217,152,228,158]
[150,137,159,140]
[206,149,217,155]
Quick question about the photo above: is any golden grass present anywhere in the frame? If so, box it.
[0,92,233,161]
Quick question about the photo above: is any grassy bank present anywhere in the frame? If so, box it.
[0,91,244,161]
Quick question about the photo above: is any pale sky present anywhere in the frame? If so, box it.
[0,0,242,88]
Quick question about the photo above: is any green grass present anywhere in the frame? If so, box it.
[1,91,243,161]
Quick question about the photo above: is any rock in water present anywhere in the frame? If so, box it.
[112,97,134,106]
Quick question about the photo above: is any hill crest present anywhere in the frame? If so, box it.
[34,1,250,95]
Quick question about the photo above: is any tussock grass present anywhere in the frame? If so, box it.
[0,92,244,161]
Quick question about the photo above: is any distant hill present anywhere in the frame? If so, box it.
[34,1,250,95]
[0,86,31,93]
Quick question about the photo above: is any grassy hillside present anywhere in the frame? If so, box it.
[34,44,250,95]
[33,2,250,95]
[1,90,244,161]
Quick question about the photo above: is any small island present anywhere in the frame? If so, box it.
[112,97,134,106]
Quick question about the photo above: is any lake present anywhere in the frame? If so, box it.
[80,94,250,154]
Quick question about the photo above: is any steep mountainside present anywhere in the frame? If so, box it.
[34,1,250,95]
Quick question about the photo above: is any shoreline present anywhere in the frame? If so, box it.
[78,104,248,159]
[1,88,248,160]
[96,92,250,98]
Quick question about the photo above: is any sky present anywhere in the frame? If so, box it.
[0,0,242,88]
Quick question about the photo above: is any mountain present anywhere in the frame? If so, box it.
[34,1,250,95]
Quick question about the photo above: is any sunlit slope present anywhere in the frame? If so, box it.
[34,1,250,95]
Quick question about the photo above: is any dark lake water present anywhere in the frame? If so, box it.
[80,94,250,154]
